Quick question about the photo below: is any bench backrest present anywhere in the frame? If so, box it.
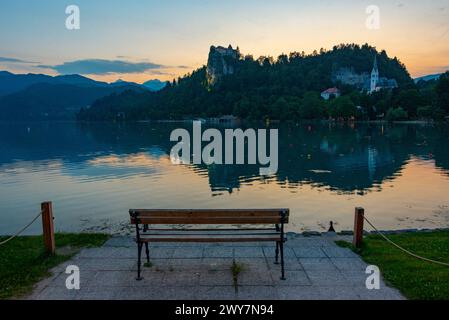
[130,209,289,225]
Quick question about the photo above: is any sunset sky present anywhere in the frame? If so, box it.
[1,0,448,83]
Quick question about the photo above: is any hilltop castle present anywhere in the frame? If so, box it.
[333,55,398,93]
[206,45,241,85]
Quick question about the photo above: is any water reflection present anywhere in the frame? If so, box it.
[0,121,448,234]
[3,121,447,191]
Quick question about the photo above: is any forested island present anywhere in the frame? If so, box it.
[74,43,448,122]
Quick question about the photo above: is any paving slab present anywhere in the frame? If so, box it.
[263,246,297,259]
[292,246,327,258]
[270,270,311,286]
[199,270,233,286]
[322,246,359,258]
[267,258,304,271]
[173,247,204,259]
[298,258,339,271]
[235,258,271,271]
[203,247,234,258]
[306,270,350,287]
[277,286,322,300]
[201,258,235,271]
[195,286,237,300]
[236,286,280,300]
[162,272,201,286]
[234,246,265,258]
[331,257,368,271]
[238,269,274,286]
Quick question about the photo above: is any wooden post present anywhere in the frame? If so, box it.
[353,207,365,248]
[41,202,55,255]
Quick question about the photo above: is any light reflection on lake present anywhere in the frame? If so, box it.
[0,121,448,234]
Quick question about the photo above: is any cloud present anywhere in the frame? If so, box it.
[38,59,164,75]
[149,70,176,76]
[0,57,38,64]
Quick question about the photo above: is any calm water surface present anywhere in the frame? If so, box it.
[1,122,449,234]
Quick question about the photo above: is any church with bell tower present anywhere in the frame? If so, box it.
[370,56,380,93]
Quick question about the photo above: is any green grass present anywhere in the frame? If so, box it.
[336,231,449,300]
[0,233,109,300]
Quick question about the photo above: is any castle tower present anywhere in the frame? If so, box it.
[206,45,239,86]
[370,55,379,93]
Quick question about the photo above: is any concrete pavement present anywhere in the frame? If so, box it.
[27,233,404,300]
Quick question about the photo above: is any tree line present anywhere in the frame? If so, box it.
[77,43,449,122]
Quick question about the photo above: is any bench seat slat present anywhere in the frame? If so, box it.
[141,230,281,237]
[138,234,283,243]
[131,209,288,217]
[133,217,288,224]
[144,228,277,232]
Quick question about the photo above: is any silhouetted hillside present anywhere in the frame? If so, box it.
[78,43,421,122]
[0,83,146,120]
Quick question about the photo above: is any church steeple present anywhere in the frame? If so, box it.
[370,55,379,93]
[372,55,378,74]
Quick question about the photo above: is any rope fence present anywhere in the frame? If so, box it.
[0,202,55,254]
[353,207,449,267]
[361,214,449,268]
[0,211,43,246]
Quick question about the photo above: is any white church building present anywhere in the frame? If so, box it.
[369,56,398,94]
[332,55,398,94]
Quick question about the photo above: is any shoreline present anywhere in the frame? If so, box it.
[1,119,447,125]
[3,227,449,239]
[67,224,449,238]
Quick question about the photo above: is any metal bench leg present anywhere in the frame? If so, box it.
[280,240,286,280]
[274,242,279,265]
[145,242,150,264]
[136,242,143,281]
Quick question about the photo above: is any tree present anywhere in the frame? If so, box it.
[417,105,445,120]
[233,97,251,118]
[436,72,449,114]
[393,89,424,117]
[386,107,408,121]
[271,97,290,120]
[299,92,325,119]
[328,96,356,119]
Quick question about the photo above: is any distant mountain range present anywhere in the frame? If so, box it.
[142,79,168,91]
[0,71,107,96]
[0,71,167,120]
[110,79,168,91]
[414,73,442,83]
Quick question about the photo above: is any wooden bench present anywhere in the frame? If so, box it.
[129,209,289,281]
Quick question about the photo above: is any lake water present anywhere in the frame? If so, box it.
[1,121,449,235]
